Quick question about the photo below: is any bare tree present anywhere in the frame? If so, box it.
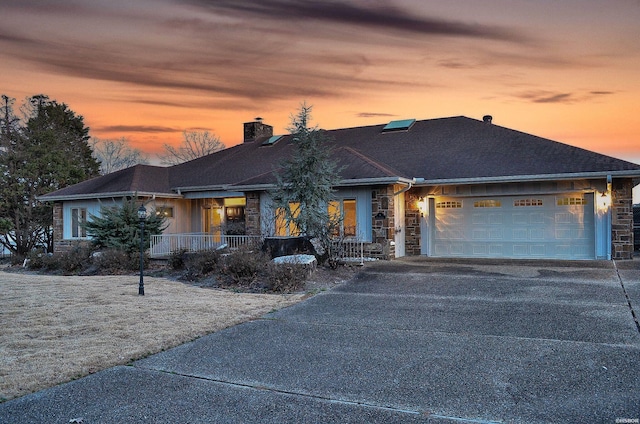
[91,137,148,175]
[160,130,224,165]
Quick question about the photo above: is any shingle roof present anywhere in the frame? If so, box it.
[39,164,173,200]
[41,116,640,200]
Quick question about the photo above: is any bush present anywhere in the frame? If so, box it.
[168,249,188,270]
[174,246,310,293]
[91,249,141,274]
[263,261,307,293]
[26,250,52,270]
[182,249,222,280]
[220,246,269,285]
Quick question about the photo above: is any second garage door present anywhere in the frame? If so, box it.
[431,193,595,260]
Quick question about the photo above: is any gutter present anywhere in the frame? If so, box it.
[413,170,640,186]
[37,191,183,202]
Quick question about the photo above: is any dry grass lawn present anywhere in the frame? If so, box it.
[0,271,306,401]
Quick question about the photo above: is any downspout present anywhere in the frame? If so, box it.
[393,181,413,196]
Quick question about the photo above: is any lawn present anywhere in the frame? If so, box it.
[0,271,305,401]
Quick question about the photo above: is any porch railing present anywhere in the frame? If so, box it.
[149,233,263,258]
[150,233,369,263]
[330,239,366,265]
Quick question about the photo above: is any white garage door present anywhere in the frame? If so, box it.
[431,193,595,259]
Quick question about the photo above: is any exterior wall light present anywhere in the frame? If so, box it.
[596,191,611,213]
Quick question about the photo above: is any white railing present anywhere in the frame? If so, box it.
[329,239,366,265]
[150,233,370,263]
[150,233,262,258]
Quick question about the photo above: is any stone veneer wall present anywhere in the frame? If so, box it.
[244,192,261,236]
[369,186,395,260]
[405,189,422,256]
[611,178,634,260]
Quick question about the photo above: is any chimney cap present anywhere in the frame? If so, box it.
[255,116,263,122]
[482,115,492,124]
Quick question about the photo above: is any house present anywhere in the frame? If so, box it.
[40,115,640,261]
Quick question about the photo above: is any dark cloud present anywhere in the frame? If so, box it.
[183,0,530,43]
[356,112,397,118]
[513,90,615,104]
[437,59,480,70]
[97,125,179,133]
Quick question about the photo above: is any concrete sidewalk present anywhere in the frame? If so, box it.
[1,258,639,423]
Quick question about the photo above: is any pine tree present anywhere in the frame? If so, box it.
[271,103,342,260]
[0,95,100,255]
[84,199,167,254]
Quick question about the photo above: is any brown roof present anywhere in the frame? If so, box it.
[40,165,173,200]
[41,116,640,200]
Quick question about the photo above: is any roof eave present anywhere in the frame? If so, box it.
[37,191,183,202]
[414,170,640,186]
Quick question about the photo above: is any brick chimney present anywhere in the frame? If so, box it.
[243,117,273,142]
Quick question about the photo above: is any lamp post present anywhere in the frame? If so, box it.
[137,204,147,296]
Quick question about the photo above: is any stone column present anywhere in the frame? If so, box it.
[611,178,634,259]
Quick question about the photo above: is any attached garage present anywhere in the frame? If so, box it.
[427,193,596,260]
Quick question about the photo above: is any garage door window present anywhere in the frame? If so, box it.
[437,201,462,209]
[557,197,587,206]
[474,200,501,208]
[514,199,543,207]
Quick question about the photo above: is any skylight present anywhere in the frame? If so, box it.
[262,135,283,146]
[382,119,416,133]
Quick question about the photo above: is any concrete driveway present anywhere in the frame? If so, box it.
[2,258,639,423]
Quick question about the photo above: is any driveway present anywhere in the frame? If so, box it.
[2,258,639,423]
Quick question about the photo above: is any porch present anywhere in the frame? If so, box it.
[149,233,372,264]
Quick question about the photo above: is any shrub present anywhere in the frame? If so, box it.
[182,249,222,280]
[26,250,51,270]
[263,261,307,293]
[220,246,269,285]
[172,245,312,293]
[84,198,167,254]
[91,249,141,274]
[168,249,188,270]
[54,244,94,274]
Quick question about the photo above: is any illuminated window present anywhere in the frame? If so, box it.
[514,199,543,207]
[156,207,174,218]
[436,201,462,209]
[474,200,501,208]
[275,202,301,236]
[557,197,587,206]
[329,199,357,237]
[71,208,87,238]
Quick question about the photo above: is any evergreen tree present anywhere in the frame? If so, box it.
[84,199,167,254]
[271,103,342,259]
[0,95,100,255]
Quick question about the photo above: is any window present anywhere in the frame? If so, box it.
[275,202,301,236]
[436,201,462,209]
[71,208,87,238]
[329,198,357,238]
[557,197,587,206]
[474,200,501,208]
[514,199,543,207]
[155,207,174,218]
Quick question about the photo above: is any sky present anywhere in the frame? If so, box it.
[1,1,640,193]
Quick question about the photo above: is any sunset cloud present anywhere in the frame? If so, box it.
[0,0,638,183]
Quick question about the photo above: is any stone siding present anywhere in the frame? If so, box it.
[244,192,261,236]
[611,178,634,259]
[405,190,422,256]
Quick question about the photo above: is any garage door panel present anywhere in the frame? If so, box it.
[433,194,595,260]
